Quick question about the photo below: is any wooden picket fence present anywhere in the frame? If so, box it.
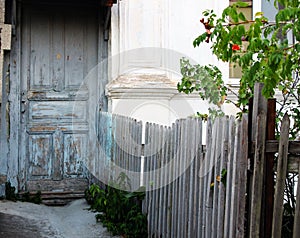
[247,83,300,238]
[270,114,300,238]
[96,112,249,237]
[95,83,300,237]
[142,116,248,237]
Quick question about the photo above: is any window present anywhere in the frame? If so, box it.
[229,1,252,79]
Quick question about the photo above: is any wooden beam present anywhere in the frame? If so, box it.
[250,140,300,154]
[287,156,300,173]
[264,98,276,238]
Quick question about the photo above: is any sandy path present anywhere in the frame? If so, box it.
[0,199,118,238]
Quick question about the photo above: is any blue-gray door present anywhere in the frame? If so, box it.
[19,4,102,191]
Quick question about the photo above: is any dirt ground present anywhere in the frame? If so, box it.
[0,199,119,238]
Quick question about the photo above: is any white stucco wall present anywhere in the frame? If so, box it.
[110,0,229,75]
[0,0,12,104]
[108,0,234,125]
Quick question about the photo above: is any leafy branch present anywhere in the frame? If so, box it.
[180,0,300,116]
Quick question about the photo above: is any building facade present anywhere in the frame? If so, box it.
[0,0,277,195]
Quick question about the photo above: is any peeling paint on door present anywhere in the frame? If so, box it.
[17,4,102,192]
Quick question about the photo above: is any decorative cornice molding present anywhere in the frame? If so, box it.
[106,74,179,99]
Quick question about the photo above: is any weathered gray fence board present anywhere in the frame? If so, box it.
[190,119,196,237]
[144,122,150,233]
[249,113,267,237]
[156,125,162,236]
[229,119,240,238]
[212,118,223,238]
[165,126,172,237]
[199,119,204,237]
[121,116,126,182]
[167,125,174,238]
[248,83,268,238]
[157,125,164,236]
[149,123,155,236]
[97,112,111,184]
[160,126,166,237]
[183,119,189,237]
[217,116,229,238]
[272,114,290,238]
[181,119,189,238]
[110,114,116,182]
[176,120,183,238]
[132,118,142,189]
[205,118,216,238]
[171,121,178,238]
[224,117,236,238]
[293,162,300,238]
[236,115,248,238]
[97,113,143,190]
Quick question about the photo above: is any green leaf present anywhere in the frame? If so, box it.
[255,12,264,18]
[193,33,207,47]
[203,11,210,17]
[230,8,239,23]
[238,12,247,21]
[236,1,249,8]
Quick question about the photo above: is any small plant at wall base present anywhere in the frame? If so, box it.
[19,191,42,204]
[4,181,42,204]
[5,182,17,201]
[85,173,147,238]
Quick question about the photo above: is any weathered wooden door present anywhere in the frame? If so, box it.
[19,4,102,191]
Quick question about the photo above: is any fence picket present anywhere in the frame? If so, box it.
[293,162,300,238]
[236,115,248,238]
[217,116,229,238]
[144,122,151,234]
[224,116,236,237]
[187,119,196,237]
[230,119,240,237]
[194,118,203,238]
[249,113,267,237]
[212,118,224,238]
[272,114,290,238]
[171,121,179,238]
[167,125,174,238]
[177,119,184,238]
[157,125,164,237]
[205,118,218,238]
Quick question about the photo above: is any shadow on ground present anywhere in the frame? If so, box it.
[0,212,55,238]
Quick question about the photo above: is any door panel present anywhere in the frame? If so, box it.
[65,16,85,88]
[29,13,52,90]
[64,134,87,177]
[20,5,100,191]
[28,101,87,123]
[29,134,53,178]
